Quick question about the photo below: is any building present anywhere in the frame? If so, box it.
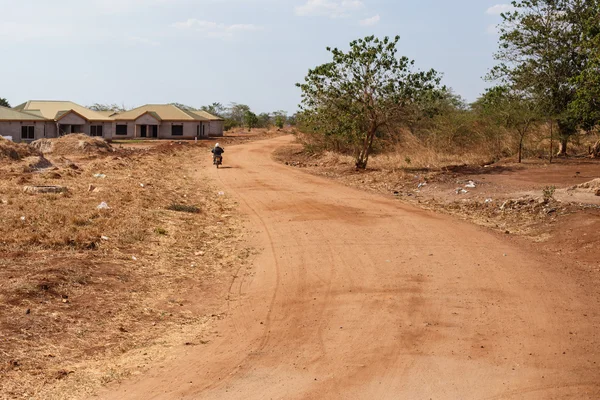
[111,104,213,140]
[193,110,224,137]
[1,101,224,142]
[13,100,114,140]
[0,105,54,143]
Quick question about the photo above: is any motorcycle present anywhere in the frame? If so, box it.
[213,155,223,168]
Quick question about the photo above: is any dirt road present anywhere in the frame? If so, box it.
[96,135,599,399]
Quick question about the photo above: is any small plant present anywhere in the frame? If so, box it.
[154,227,168,235]
[167,203,200,214]
[542,185,556,202]
[404,156,412,165]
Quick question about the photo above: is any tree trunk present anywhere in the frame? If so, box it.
[355,128,376,170]
[549,120,553,164]
[556,137,568,157]
[591,139,600,158]
[518,137,523,163]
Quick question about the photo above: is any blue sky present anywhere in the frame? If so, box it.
[0,0,512,114]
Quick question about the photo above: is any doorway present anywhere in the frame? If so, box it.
[140,125,147,138]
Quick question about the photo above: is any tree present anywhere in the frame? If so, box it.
[287,114,297,126]
[201,102,226,117]
[244,111,259,131]
[88,103,127,112]
[227,103,251,126]
[273,110,287,129]
[297,36,443,169]
[570,10,600,134]
[0,98,10,108]
[257,112,271,128]
[478,86,541,163]
[169,103,196,111]
[489,0,599,156]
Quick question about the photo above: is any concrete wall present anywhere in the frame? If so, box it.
[0,121,53,143]
[136,114,160,125]
[209,121,224,137]
[58,113,87,126]
[159,122,201,139]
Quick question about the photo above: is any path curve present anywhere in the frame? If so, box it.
[96,135,599,399]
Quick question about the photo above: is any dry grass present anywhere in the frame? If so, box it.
[0,139,251,399]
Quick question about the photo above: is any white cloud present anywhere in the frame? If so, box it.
[173,19,264,38]
[486,4,514,15]
[295,0,364,18]
[359,14,380,26]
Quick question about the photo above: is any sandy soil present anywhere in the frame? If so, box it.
[0,139,249,399]
[93,135,600,399]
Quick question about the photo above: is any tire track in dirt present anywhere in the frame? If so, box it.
[94,135,600,400]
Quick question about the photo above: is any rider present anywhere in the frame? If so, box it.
[211,143,225,163]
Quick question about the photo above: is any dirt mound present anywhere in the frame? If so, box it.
[0,137,40,161]
[31,134,113,156]
[576,178,600,190]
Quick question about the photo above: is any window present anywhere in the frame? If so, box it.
[90,125,103,137]
[21,126,35,140]
[116,125,128,136]
[172,125,183,136]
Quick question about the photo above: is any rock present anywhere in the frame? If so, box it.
[88,184,96,192]
[25,309,30,315]
[23,185,68,194]
[595,189,600,197]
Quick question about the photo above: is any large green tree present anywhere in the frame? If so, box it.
[570,9,600,133]
[244,111,259,131]
[298,36,443,169]
[489,0,599,156]
[0,98,10,108]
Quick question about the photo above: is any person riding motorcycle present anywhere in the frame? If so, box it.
[211,143,225,165]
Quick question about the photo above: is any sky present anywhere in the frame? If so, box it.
[0,0,513,114]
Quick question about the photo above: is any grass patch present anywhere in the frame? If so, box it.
[167,203,201,214]
[154,227,168,235]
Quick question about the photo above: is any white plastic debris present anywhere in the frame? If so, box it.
[20,216,26,221]
[485,198,493,204]
[101,236,109,241]
[97,202,110,210]
[94,174,106,179]
[132,256,137,261]
[465,181,476,188]
[417,182,427,189]
[456,188,468,195]
[140,183,145,188]
[218,191,225,196]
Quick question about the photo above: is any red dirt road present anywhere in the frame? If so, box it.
[96,135,600,399]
